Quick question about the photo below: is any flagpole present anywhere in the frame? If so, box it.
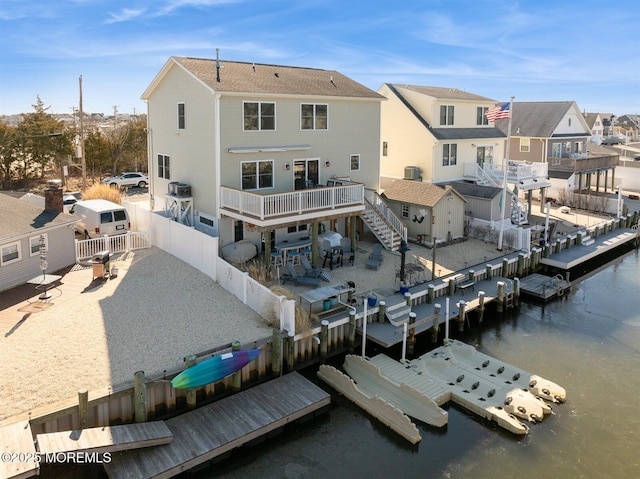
[497,96,515,251]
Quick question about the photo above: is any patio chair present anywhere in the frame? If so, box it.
[301,255,332,282]
[340,237,355,266]
[281,262,322,287]
[366,243,383,270]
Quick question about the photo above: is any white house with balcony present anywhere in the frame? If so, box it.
[142,56,404,262]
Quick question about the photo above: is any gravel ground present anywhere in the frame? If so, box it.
[0,247,273,421]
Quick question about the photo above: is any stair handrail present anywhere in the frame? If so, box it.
[475,164,500,187]
[364,189,407,242]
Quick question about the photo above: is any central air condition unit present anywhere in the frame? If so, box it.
[168,181,180,195]
[175,183,191,197]
[404,166,421,180]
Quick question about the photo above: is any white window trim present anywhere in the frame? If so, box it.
[177,102,185,130]
[158,154,170,180]
[29,233,48,257]
[1,241,22,266]
[240,159,275,191]
[300,103,328,131]
[350,154,360,171]
[243,101,276,131]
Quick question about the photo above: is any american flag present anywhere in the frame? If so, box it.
[485,102,510,122]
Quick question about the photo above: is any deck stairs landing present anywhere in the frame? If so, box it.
[382,295,412,327]
[361,190,406,251]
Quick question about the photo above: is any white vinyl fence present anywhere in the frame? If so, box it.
[75,231,150,262]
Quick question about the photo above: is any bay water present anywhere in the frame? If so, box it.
[200,249,640,479]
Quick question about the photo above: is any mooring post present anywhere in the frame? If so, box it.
[286,330,295,372]
[485,263,492,280]
[231,341,242,392]
[517,254,524,277]
[78,389,88,429]
[513,277,521,307]
[457,300,466,332]
[555,241,562,254]
[577,232,583,245]
[448,278,456,296]
[502,258,509,278]
[348,309,356,350]
[468,269,475,281]
[432,303,441,342]
[478,291,486,324]
[134,370,147,423]
[496,281,505,314]
[378,300,386,323]
[185,355,197,409]
[408,312,417,355]
[320,320,329,359]
[544,244,551,258]
[271,329,282,378]
[404,291,411,306]
[428,284,435,304]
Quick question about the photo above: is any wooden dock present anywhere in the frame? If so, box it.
[36,422,173,456]
[0,420,38,479]
[519,273,570,300]
[105,372,330,479]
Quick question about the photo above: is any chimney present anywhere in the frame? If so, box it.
[44,179,63,213]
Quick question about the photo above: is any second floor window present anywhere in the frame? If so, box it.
[440,105,454,125]
[244,102,275,131]
[520,138,531,153]
[158,154,170,179]
[177,103,185,129]
[242,160,273,190]
[477,107,489,125]
[301,104,328,130]
[442,143,457,166]
[350,154,360,171]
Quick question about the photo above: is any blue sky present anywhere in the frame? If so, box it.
[1,0,638,116]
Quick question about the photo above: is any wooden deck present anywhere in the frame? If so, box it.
[105,372,330,479]
[36,422,173,456]
[0,420,38,479]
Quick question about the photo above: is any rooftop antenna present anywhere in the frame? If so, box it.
[216,48,220,82]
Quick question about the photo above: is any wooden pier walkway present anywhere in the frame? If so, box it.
[105,372,330,479]
[0,420,38,479]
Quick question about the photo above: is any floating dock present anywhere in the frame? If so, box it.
[519,273,571,300]
[106,372,330,479]
[318,340,566,442]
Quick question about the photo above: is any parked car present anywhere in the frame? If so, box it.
[101,172,148,188]
[62,194,78,213]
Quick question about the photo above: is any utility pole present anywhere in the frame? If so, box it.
[79,75,86,189]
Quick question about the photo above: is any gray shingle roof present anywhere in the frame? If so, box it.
[390,84,496,102]
[495,101,576,138]
[171,57,384,99]
[446,181,502,199]
[0,194,76,241]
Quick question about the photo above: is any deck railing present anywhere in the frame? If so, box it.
[220,183,364,220]
[75,231,150,261]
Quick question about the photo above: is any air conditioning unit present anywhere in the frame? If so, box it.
[168,182,192,197]
[404,166,421,180]
[175,183,192,197]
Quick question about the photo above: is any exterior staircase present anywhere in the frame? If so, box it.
[362,190,406,251]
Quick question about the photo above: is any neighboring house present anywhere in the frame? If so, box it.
[142,56,388,255]
[583,112,605,139]
[378,84,507,187]
[495,102,619,200]
[616,114,639,142]
[380,180,466,246]
[0,190,77,293]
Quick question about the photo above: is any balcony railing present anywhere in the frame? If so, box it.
[464,161,549,184]
[220,183,365,221]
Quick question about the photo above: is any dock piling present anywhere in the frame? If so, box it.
[408,312,417,356]
[378,301,386,323]
[432,303,441,342]
[231,341,242,392]
[272,328,282,378]
[496,281,505,314]
[134,371,147,423]
[185,355,197,409]
[478,291,485,324]
[287,330,295,371]
[348,309,356,350]
[320,320,329,359]
[457,300,466,332]
[78,389,88,429]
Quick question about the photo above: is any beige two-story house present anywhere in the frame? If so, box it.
[378,84,508,187]
[142,56,388,259]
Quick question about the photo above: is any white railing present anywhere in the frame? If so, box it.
[75,231,150,261]
[220,184,364,220]
[364,189,407,242]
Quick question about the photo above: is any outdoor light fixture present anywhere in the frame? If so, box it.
[325,160,330,167]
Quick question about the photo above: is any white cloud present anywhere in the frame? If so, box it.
[105,8,146,24]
